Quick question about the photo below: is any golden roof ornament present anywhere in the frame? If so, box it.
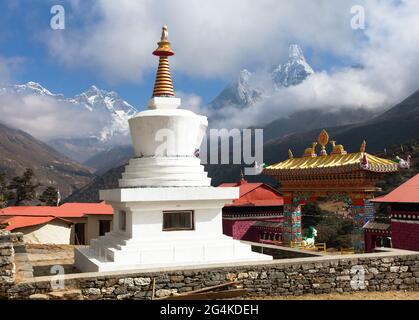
[303,142,318,157]
[152,25,175,97]
[318,129,329,156]
[360,140,367,154]
[330,140,347,155]
[288,149,294,159]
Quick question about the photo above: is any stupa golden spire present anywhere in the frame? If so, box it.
[152,25,175,97]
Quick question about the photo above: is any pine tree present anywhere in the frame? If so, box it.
[0,173,7,208]
[7,169,40,206]
[39,186,59,206]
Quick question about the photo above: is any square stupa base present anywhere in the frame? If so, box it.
[74,237,272,273]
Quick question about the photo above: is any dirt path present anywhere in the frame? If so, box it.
[25,244,80,276]
[250,291,419,300]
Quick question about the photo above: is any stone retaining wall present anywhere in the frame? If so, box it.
[0,231,23,299]
[5,248,419,300]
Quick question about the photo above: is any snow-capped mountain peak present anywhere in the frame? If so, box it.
[10,81,56,97]
[238,69,252,83]
[0,82,138,143]
[209,69,264,110]
[289,44,304,61]
[84,85,102,96]
[209,44,314,112]
[272,44,314,88]
[235,69,263,105]
[65,86,138,141]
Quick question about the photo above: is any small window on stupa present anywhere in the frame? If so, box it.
[119,211,127,231]
[163,210,194,231]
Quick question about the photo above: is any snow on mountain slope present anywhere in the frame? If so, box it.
[209,69,265,109]
[0,82,137,162]
[272,44,314,88]
[208,44,314,111]
[2,81,59,97]
[0,82,137,142]
[67,85,137,141]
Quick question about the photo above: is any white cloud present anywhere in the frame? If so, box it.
[214,68,389,129]
[45,0,360,80]
[177,91,208,116]
[43,0,419,129]
[0,93,100,141]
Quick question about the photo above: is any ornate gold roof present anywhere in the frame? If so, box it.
[265,129,398,175]
[265,152,398,173]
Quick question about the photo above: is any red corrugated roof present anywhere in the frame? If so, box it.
[57,202,114,217]
[0,202,114,218]
[0,206,57,216]
[2,216,72,231]
[219,180,283,207]
[371,174,419,204]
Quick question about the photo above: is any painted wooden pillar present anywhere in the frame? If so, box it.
[364,231,375,253]
[350,195,374,253]
[282,193,302,243]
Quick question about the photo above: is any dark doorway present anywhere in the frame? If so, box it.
[99,220,111,236]
[376,236,391,248]
[74,223,86,245]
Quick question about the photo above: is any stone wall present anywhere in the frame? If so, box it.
[5,248,419,300]
[0,231,23,299]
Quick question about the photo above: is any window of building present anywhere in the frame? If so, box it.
[119,211,126,231]
[99,220,111,236]
[163,210,194,231]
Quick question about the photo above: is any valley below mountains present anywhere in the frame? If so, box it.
[66,88,419,202]
[1,44,418,202]
[0,81,137,163]
[0,122,93,198]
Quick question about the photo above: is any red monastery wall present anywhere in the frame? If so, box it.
[391,221,419,251]
[232,220,257,242]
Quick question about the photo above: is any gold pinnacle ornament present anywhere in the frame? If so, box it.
[360,140,367,154]
[152,26,175,97]
[288,149,294,159]
[318,129,329,156]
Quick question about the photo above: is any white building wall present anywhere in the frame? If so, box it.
[16,221,72,244]
[86,215,113,244]
[127,201,225,240]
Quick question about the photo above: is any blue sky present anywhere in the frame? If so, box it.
[0,0,354,110]
[0,0,416,127]
[0,1,236,107]
[1,0,417,140]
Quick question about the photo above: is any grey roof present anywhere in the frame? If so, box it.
[253,221,282,228]
[363,221,391,230]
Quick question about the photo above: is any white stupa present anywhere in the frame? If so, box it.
[75,26,272,272]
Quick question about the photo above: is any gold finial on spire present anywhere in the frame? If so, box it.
[153,25,174,56]
[152,25,175,97]
[360,140,367,153]
[288,149,294,159]
[318,129,329,156]
[161,25,169,42]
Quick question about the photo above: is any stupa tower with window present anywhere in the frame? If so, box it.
[75,26,271,272]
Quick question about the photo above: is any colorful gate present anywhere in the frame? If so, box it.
[264,129,398,252]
